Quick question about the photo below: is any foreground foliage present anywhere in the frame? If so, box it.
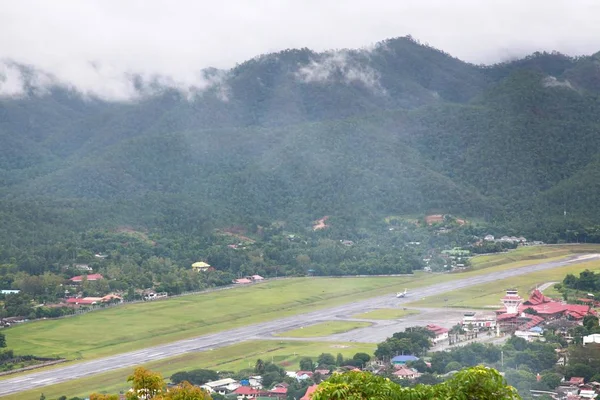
[312,366,521,400]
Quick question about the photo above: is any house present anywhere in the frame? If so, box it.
[314,369,330,376]
[233,278,253,284]
[393,365,421,380]
[201,378,240,395]
[269,383,289,396]
[72,264,93,272]
[583,334,600,346]
[0,290,20,295]
[484,235,495,241]
[192,262,212,272]
[70,273,104,283]
[101,294,123,303]
[66,297,104,305]
[300,385,319,400]
[234,386,262,400]
[426,324,449,343]
[250,275,265,281]
[295,371,314,380]
[569,377,586,386]
[391,355,419,365]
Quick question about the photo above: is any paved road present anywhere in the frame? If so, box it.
[1,253,598,397]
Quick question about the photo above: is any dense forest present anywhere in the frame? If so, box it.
[2,36,600,309]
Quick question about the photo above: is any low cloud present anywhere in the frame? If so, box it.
[0,60,230,102]
[0,62,25,97]
[296,51,386,94]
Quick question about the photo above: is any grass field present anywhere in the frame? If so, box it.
[406,258,600,309]
[470,244,600,270]
[352,308,420,320]
[276,321,372,338]
[6,245,598,363]
[1,340,375,400]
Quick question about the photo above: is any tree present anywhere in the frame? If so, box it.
[0,333,6,348]
[299,357,314,371]
[90,395,119,400]
[336,353,344,366]
[154,381,212,400]
[317,353,335,367]
[311,366,521,400]
[352,352,371,367]
[255,359,266,375]
[126,367,165,400]
[541,373,562,391]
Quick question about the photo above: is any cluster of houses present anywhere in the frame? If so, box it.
[195,370,338,400]
[532,376,600,399]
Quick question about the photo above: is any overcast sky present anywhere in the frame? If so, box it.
[1,0,600,100]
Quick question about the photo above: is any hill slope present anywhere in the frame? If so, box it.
[1,36,600,244]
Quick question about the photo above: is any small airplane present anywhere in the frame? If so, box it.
[396,289,408,298]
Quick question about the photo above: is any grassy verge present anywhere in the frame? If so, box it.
[275,321,372,338]
[6,245,596,363]
[351,308,420,320]
[470,244,600,270]
[2,340,375,400]
[405,258,600,309]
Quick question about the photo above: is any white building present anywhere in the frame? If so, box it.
[583,334,600,346]
[462,312,497,329]
[201,378,240,395]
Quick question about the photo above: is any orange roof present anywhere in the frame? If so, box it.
[300,385,319,400]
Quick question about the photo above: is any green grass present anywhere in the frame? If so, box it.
[352,308,420,320]
[6,245,596,363]
[276,321,372,338]
[470,244,600,270]
[3,277,420,360]
[406,258,600,309]
[0,340,376,400]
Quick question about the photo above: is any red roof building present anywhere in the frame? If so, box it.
[70,273,104,282]
[233,278,252,284]
[392,365,421,380]
[569,377,585,386]
[300,385,319,400]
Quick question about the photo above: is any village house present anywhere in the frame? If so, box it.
[191,261,213,272]
[69,273,104,283]
[426,324,449,343]
[393,365,421,380]
[300,385,319,400]
[201,378,240,396]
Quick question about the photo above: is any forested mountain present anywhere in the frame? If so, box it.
[2,36,600,249]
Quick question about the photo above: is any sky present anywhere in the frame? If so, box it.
[1,0,600,100]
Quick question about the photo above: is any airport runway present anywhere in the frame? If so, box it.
[1,253,597,397]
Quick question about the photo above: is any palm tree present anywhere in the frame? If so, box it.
[255,359,265,374]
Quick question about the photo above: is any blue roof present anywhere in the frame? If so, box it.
[391,355,419,362]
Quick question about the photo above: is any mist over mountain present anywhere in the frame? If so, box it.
[2,36,600,245]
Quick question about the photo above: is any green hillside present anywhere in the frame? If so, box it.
[2,36,600,253]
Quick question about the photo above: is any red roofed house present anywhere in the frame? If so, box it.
[568,377,585,386]
[300,384,319,400]
[251,275,264,281]
[233,278,252,284]
[66,297,103,305]
[233,386,263,400]
[393,365,421,380]
[426,324,449,343]
[70,273,104,283]
[296,371,314,380]
[269,382,289,396]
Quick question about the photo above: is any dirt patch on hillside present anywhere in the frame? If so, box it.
[425,215,444,225]
[313,216,330,231]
